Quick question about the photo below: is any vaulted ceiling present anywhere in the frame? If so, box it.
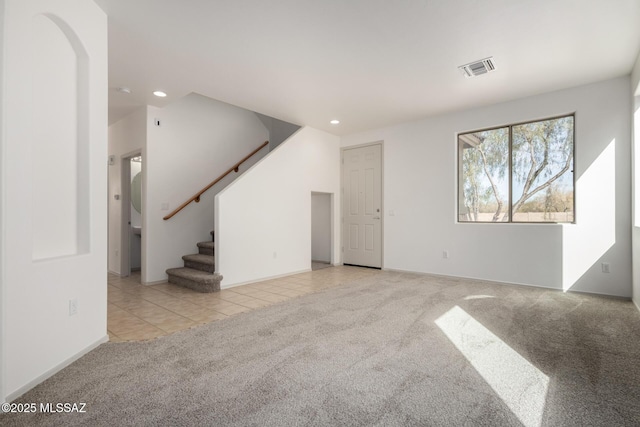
[96,0,640,135]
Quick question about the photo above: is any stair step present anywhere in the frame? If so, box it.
[197,241,214,256]
[166,267,222,293]
[182,254,215,273]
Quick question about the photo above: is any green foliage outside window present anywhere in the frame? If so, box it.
[458,115,574,223]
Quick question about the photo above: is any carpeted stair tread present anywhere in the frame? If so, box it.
[182,253,215,273]
[197,241,214,256]
[166,234,219,292]
[166,266,216,280]
[166,267,222,293]
[182,253,215,265]
[197,241,214,249]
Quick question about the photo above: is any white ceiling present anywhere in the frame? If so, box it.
[96,0,640,135]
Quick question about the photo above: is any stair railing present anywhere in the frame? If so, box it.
[163,140,269,220]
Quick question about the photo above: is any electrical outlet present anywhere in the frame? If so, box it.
[273,251,277,259]
[69,298,78,316]
[442,250,449,259]
[601,262,610,273]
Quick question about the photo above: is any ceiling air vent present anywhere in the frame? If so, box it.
[458,57,496,78]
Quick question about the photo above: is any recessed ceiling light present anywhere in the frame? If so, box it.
[116,87,131,94]
[153,90,167,97]
[330,119,340,125]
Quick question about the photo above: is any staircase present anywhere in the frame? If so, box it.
[166,231,222,293]
[162,142,269,293]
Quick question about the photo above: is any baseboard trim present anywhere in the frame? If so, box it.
[4,334,108,403]
[221,268,311,289]
[142,279,169,286]
[381,267,632,300]
[633,298,640,312]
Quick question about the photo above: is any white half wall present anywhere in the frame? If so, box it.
[145,93,269,283]
[1,0,107,401]
[216,127,341,287]
[107,107,146,275]
[342,77,632,298]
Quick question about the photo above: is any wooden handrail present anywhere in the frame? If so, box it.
[163,140,269,220]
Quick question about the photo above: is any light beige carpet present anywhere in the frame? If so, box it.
[2,270,639,426]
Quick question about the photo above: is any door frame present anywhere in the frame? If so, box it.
[340,141,384,268]
[120,150,141,277]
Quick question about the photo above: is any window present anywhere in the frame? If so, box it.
[458,115,574,223]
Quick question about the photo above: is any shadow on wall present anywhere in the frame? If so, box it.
[255,113,301,151]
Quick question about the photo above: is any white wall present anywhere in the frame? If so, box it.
[342,77,632,298]
[0,0,5,403]
[312,193,332,262]
[632,51,640,97]
[145,93,269,283]
[631,50,640,310]
[107,107,146,274]
[216,127,341,287]
[632,86,640,308]
[1,0,107,401]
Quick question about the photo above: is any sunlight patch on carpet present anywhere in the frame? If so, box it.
[435,306,549,427]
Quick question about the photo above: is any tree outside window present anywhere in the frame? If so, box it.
[458,115,574,223]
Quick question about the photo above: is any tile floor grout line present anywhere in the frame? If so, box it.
[117,291,224,329]
[109,293,196,337]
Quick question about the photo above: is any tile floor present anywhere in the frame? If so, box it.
[311,261,331,271]
[108,265,380,342]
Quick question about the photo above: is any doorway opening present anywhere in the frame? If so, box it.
[121,152,143,280]
[311,192,333,271]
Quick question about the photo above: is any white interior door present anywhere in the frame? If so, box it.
[343,144,382,268]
